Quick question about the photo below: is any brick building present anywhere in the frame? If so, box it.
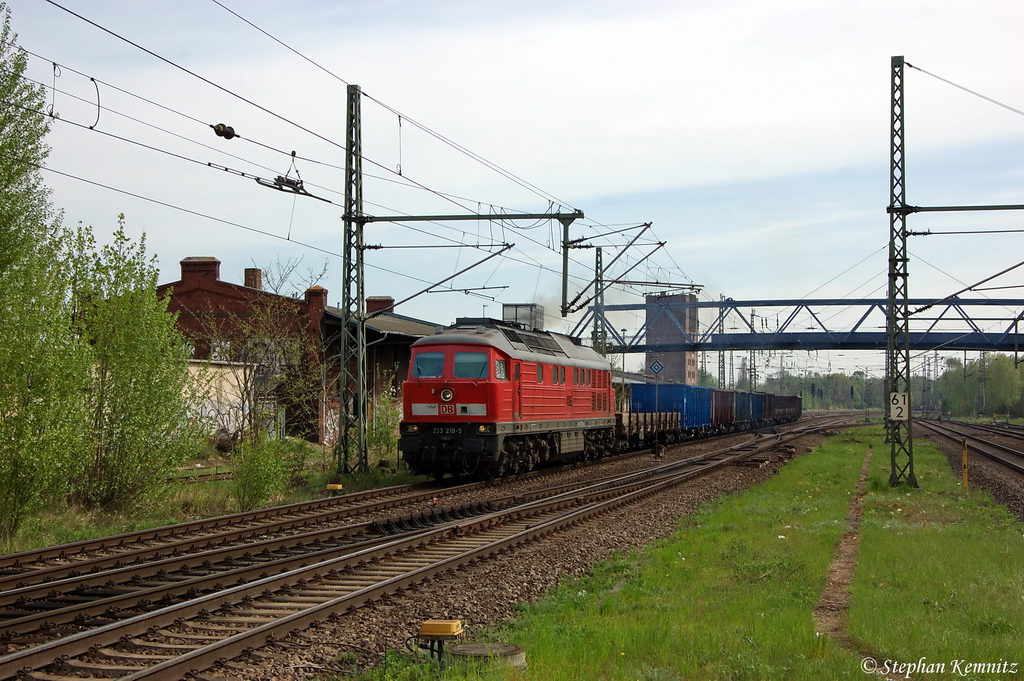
[158,257,436,443]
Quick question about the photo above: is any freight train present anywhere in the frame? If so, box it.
[398,318,802,479]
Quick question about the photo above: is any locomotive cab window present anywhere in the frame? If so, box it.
[412,352,444,378]
[495,360,508,380]
[454,352,489,378]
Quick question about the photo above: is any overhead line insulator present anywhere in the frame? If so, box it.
[212,123,236,139]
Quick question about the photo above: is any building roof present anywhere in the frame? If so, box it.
[324,306,439,339]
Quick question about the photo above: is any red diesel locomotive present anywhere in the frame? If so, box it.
[398,318,615,478]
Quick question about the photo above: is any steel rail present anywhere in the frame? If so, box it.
[0,420,837,681]
[917,419,1024,475]
[0,482,433,575]
[0,503,486,637]
[0,436,758,628]
[123,436,801,681]
[941,419,1024,445]
[0,424,770,591]
[0,487,447,592]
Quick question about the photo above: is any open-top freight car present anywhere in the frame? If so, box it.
[627,384,802,448]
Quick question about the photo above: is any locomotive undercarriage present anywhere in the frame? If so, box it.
[492,427,616,478]
[400,425,617,480]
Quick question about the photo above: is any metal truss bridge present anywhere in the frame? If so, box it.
[573,297,1024,354]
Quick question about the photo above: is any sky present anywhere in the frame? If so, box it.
[7,0,1024,378]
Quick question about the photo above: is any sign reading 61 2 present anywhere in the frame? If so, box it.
[889,392,909,421]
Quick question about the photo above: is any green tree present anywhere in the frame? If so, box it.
[0,5,91,537]
[938,357,977,416]
[983,353,1020,415]
[70,219,205,513]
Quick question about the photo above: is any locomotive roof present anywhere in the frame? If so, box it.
[412,318,609,368]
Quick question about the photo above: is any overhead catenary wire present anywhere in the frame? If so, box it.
[30,4,669,319]
[907,62,1024,119]
[17,57,453,198]
[19,54,583,255]
[38,0,494,218]
[1,144,597,301]
[207,0,578,212]
[3,152,511,301]
[208,0,689,309]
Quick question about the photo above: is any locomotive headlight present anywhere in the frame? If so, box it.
[440,387,454,402]
[402,423,420,434]
[477,424,495,434]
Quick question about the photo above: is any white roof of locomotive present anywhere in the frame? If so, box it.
[412,319,609,370]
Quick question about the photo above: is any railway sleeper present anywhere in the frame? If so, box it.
[96,646,175,662]
[118,638,196,654]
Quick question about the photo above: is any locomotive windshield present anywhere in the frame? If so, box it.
[454,351,489,378]
[412,352,444,378]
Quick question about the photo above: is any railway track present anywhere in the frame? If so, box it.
[0,444,659,592]
[0,415,836,591]
[0,417,845,680]
[916,419,1024,476]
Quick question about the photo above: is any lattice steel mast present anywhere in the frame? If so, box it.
[886,56,916,486]
[592,247,607,355]
[337,84,367,475]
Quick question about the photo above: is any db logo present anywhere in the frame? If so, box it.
[439,404,455,415]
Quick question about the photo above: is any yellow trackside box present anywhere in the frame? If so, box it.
[418,620,463,637]
[326,483,344,491]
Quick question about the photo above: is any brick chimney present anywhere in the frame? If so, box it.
[244,268,263,290]
[304,285,328,310]
[366,296,395,314]
[180,257,220,283]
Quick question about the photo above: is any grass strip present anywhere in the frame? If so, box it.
[497,432,866,681]
[848,428,1024,674]
[364,426,1022,680]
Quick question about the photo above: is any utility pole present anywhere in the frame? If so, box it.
[337,83,367,476]
[886,56,916,486]
[748,309,757,391]
[717,294,726,388]
[592,247,607,355]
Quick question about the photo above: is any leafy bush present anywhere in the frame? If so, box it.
[367,365,402,469]
[231,440,289,511]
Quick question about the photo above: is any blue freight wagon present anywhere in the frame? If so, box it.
[630,383,713,434]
